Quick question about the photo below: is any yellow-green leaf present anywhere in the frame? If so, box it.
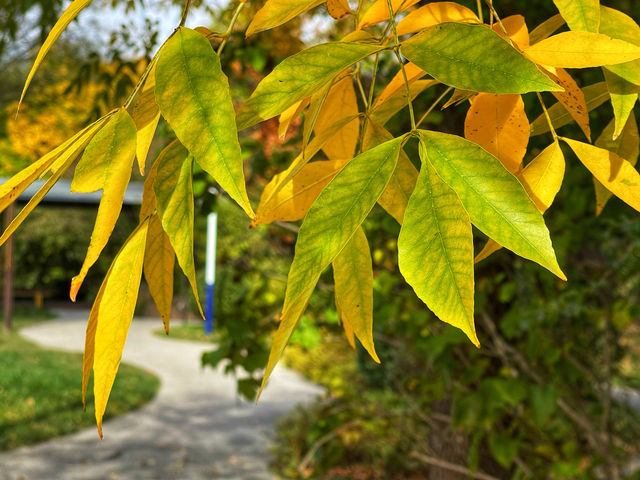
[531,82,609,136]
[396,2,478,36]
[69,109,137,301]
[279,99,309,139]
[524,31,640,68]
[144,214,175,334]
[259,137,403,397]
[562,136,640,213]
[475,141,565,263]
[156,27,253,217]
[551,0,600,33]
[419,130,565,280]
[0,115,110,215]
[133,60,160,176]
[399,144,478,346]
[529,14,565,45]
[357,0,420,29]
[18,0,93,110]
[332,226,378,362]
[236,42,383,130]
[593,117,639,214]
[599,5,640,86]
[153,141,204,318]
[90,219,149,438]
[401,23,561,94]
[363,121,417,224]
[464,93,529,174]
[254,158,350,225]
[314,76,359,161]
[246,0,324,37]
[603,69,639,139]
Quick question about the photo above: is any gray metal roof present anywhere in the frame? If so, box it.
[1,178,144,206]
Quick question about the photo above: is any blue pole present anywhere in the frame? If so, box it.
[204,212,218,335]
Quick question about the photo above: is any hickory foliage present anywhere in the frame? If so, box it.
[2,0,640,436]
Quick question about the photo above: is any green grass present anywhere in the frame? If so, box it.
[0,308,160,450]
[153,322,219,343]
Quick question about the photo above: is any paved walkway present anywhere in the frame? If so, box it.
[0,310,323,480]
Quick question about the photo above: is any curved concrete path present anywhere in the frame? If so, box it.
[0,310,323,480]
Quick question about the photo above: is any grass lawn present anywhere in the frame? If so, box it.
[0,307,160,451]
[153,321,219,343]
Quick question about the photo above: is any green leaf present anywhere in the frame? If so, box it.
[599,6,640,86]
[362,121,418,224]
[70,108,137,301]
[594,116,639,215]
[155,27,253,217]
[332,226,379,362]
[18,0,93,110]
[401,23,561,94]
[259,137,403,397]
[418,130,565,280]
[246,0,324,37]
[398,144,478,346]
[153,141,204,318]
[236,42,383,130]
[530,384,557,427]
[603,69,639,139]
[552,0,600,32]
[489,432,520,469]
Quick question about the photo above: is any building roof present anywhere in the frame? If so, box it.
[1,178,144,206]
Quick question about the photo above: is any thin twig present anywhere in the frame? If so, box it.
[410,451,501,480]
[415,86,453,129]
[536,92,558,140]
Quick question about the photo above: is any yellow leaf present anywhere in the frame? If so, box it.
[464,94,529,174]
[545,68,592,141]
[520,141,566,212]
[562,136,640,213]
[332,226,379,362]
[371,79,439,125]
[278,99,309,139]
[358,0,421,29]
[363,121,417,223]
[253,158,350,225]
[18,0,93,110]
[91,220,149,438]
[70,109,137,301]
[530,14,565,45]
[326,0,352,19]
[475,141,565,263]
[525,31,640,68]
[396,1,478,36]
[531,82,609,136]
[257,115,360,214]
[0,115,110,215]
[341,314,356,350]
[594,116,639,215]
[314,76,360,161]
[144,214,175,334]
[246,0,324,36]
[133,60,160,175]
[492,15,530,50]
[0,126,98,248]
[153,142,204,318]
[139,153,159,222]
[552,0,600,33]
[374,62,426,108]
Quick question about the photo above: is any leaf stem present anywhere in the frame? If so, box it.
[476,0,484,23]
[218,1,246,56]
[536,92,558,141]
[415,86,453,129]
[179,0,191,27]
[355,66,369,109]
[385,0,416,130]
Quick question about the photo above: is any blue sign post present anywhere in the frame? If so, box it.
[204,212,218,335]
